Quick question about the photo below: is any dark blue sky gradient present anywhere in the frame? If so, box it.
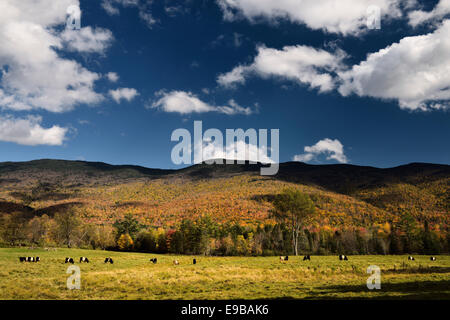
[1,0,448,169]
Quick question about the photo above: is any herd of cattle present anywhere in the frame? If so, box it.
[18,255,438,264]
[19,256,40,262]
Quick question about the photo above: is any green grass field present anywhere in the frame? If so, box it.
[0,248,449,300]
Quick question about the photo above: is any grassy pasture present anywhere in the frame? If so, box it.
[0,248,449,300]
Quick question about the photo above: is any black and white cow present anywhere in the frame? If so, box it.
[150,258,157,264]
[79,257,89,263]
[280,256,289,262]
[339,255,348,261]
[303,255,311,261]
[26,257,35,262]
[408,256,415,261]
[430,256,437,261]
[173,260,179,265]
[193,258,197,265]
[65,257,74,264]
[35,257,40,262]
[104,257,114,264]
[19,257,26,262]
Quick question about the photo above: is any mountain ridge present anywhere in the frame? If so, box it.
[1,158,449,171]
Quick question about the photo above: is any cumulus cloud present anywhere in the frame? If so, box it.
[150,90,253,115]
[200,139,275,164]
[217,0,403,35]
[218,45,345,92]
[408,0,450,27]
[338,20,450,111]
[293,138,348,163]
[0,115,67,146]
[109,88,139,103]
[106,72,119,82]
[61,26,113,53]
[0,0,106,113]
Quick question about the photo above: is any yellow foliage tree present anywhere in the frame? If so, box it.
[117,233,133,251]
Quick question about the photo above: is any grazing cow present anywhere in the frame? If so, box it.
[65,257,74,264]
[35,257,40,262]
[303,255,311,261]
[173,260,179,265]
[193,258,197,265]
[19,257,26,262]
[280,256,289,262]
[408,256,415,261]
[339,255,348,261]
[26,257,35,262]
[150,258,157,264]
[430,256,437,261]
[79,257,89,263]
[104,257,114,264]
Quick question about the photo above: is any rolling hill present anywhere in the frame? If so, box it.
[0,159,448,229]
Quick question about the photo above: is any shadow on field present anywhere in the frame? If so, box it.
[385,266,450,274]
[308,280,450,300]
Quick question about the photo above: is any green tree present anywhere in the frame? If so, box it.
[135,230,158,252]
[272,188,316,256]
[398,213,421,253]
[113,214,142,240]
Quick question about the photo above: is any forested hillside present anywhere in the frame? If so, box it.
[0,159,448,255]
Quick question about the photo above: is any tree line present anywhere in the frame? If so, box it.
[1,189,448,255]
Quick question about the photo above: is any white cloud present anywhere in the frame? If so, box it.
[218,65,248,88]
[61,27,113,53]
[165,5,185,18]
[101,0,139,15]
[101,0,157,28]
[408,0,450,27]
[150,90,253,115]
[293,138,348,163]
[217,0,403,35]
[101,0,120,15]
[218,99,254,115]
[0,115,67,146]
[106,72,119,82]
[338,20,450,111]
[0,0,106,113]
[78,119,90,125]
[109,88,139,103]
[139,10,157,28]
[218,45,345,92]
[201,139,275,164]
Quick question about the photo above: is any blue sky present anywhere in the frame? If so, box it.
[0,0,449,169]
